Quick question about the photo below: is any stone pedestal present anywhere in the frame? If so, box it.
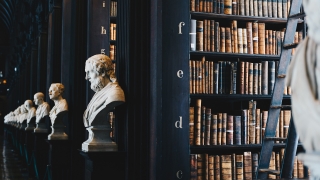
[34,116,49,133]
[45,140,71,180]
[25,117,36,131]
[79,151,125,180]
[298,152,320,180]
[48,111,68,140]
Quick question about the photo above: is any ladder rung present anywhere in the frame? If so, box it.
[265,137,287,141]
[288,12,306,19]
[283,43,299,49]
[270,105,291,109]
[277,74,286,78]
[259,169,281,175]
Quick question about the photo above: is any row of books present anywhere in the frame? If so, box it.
[189,59,291,95]
[110,44,116,60]
[189,99,291,146]
[110,23,117,40]
[190,150,308,180]
[191,20,301,54]
[190,0,292,18]
[110,1,117,17]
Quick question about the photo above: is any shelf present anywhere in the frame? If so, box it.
[190,143,304,154]
[190,12,304,24]
[190,94,291,100]
[190,51,280,60]
[110,40,116,45]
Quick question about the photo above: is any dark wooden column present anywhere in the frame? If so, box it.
[30,44,38,97]
[37,32,48,94]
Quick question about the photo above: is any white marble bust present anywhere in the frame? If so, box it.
[83,54,125,127]
[24,100,36,123]
[48,83,68,124]
[34,92,50,123]
[18,104,28,123]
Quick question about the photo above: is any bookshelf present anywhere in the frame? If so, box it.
[188,0,307,179]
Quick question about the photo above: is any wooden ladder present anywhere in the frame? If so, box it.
[256,0,305,178]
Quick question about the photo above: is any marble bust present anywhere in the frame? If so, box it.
[48,83,69,140]
[18,104,28,129]
[34,92,50,133]
[24,100,36,131]
[82,54,125,152]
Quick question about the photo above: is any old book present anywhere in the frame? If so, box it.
[293,156,298,178]
[190,61,193,94]
[240,61,245,94]
[244,62,249,94]
[265,30,269,54]
[254,0,258,16]
[227,115,234,145]
[283,0,287,18]
[226,27,232,53]
[214,155,221,180]
[255,109,261,144]
[236,155,244,180]
[210,0,214,12]
[205,154,209,180]
[261,110,268,141]
[297,160,304,178]
[110,45,115,60]
[245,0,250,16]
[272,31,276,55]
[209,62,214,94]
[232,20,238,53]
[287,0,290,17]
[252,22,259,54]
[211,114,218,145]
[197,21,204,51]
[220,27,226,53]
[222,113,227,145]
[214,63,219,94]
[222,61,227,94]
[191,0,196,11]
[276,152,280,178]
[283,110,290,137]
[242,109,248,144]
[190,154,198,180]
[205,61,209,94]
[261,61,268,95]
[195,63,199,93]
[246,22,253,54]
[192,61,196,93]
[262,0,268,16]
[272,0,277,17]
[221,155,232,180]
[218,61,223,94]
[268,61,275,95]
[232,154,236,180]
[210,20,215,52]
[214,22,220,52]
[207,20,211,52]
[195,99,202,145]
[277,0,283,18]
[258,0,263,16]
[196,0,200,11]
[205,108,212,145]
[258,23,265,54]
[269,152,276,179]
[200,0,204,11]
[209,155,214,180]
[249,0,254,16]
[232,0,237,14]
[242,29,247,53]
[190,19,197,51]
[258,63,262,94]
[217,0,221,13]
[268,30,273,55]
[225,62,231,94]
[201,57,206,94]
[197,154,204,179]
[253,63,258,94]
[201,106,206,145]
[252,153,259,178]
[248,63,253,95]
[204,20,208,51]
[225,0,232,14]
[249,100,257,144]
[267,0,272,17]
[279,110,283,138]
[217,113,223,145]
[190,107,195,145]
[243,152,252,180]
[234,116,242,145]
[231,61,237,94]
[220,0,225,14]
[240,0,245,15]
[213,0,217,13]
[238,28,243,53]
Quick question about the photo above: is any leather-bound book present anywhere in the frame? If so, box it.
[232,154,236,180]
[268,152,276,179]
[277,0,282,18]
[205,108,212,145]
[110,45,115,60]
[214,62,219,94]
[213,0,217,13]
[237,28,243,53]
[246,22,253,54]
[252,22,259,54]
[191,0,196,11]
[261,61,268,95]
[207,20,211,52]
[205,61,209,94]
[272,0,277,17]
[253,63,258,94]
[268,30,273,55]
[255,109,261,144]
[201,106,206,145]
[258,23,265,54]
[265,30,269,54]
[214,22,220,52]
[220,0,225,14]
[227,115,234,145]
[268,61,275,95]
[211,114,218,145]
[241,109,248,144]
[248,100,257,144]
[226,27,232,53]
[239,0,245,15]
[209,61,213,94]
[248,63,253,95]
[236,155,244,180]
[231,61,237,94]
[224,0,232,14]
[221,155,232,180]
[217,0,221,13]
[220,27,226,53]
[249,0,254,16]
[201,57,205,94]
[239,61,245,94]
[190,107,195,145]
[261,110,268,141]
[243,152,252,180]
[190,60,193,94]
[283,110,291,137]
[282,0,287,18]
[234,115,242,145]
[276,31,281,55]
[219,61,223,94]
[258,0,263,16]
[204,20,208,51]
[276,152,280,178]
[192,60,196,94]
[232,20,238,53]
[272,30,276,55]
[242,28,248,54]
[252,153,259,178]
[190,19,197,51]
[214,155,221,180]
[197,21,204,51]
[195,99,202,145]
[244,62,249,94]
[190,154,198,180]
[200,0,204,11]
[262,0,268,16]
[287,0,290,18]
[279,110,283,138]
[267,0,272,17]
[232,0,237,14]
[297,160,304,178]
[293,156,298,178]
[197,154,204,179]
[254,0,258,16]
[209,155,214,180]
[225,61,231,94]
[196,0,200,11]
[245,0,250,16]
[205,154,209,180]
[210,20,215,52]
[222,113,227,145]
[217,113,223,145]
[258,63,262,94]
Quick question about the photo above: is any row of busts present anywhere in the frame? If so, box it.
[4,83,68,140]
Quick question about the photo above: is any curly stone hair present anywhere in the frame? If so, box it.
[51,83,65,95]
[85,54,116,82]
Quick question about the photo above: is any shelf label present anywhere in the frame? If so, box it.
[177,70,183,78]
[101,26,107,34]
[176,170,183,179]
[175,116,183,128]
[101,49,105,54]
[178,22,185,34]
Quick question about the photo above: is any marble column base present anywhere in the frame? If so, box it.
[82,126,117,152]
[298,152,320,180]
[34,122,48,133]
[48,125,68,140]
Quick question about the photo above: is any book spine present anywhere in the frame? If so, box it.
[214,63,219,94]
[261,61,268,95]
[232,153,236,180]
[190,19,197,51]
[241,109,248,144]
[197,154,204,179]
[209,62,213,94]
[214,22,220,52]
[236,155,244,180]
[201,106,206,145]
[282,0,287,18]
[244,62,249,94]
[272,0,277,17]
[195,99,202,145]
[249,0,254,16]
[214,155,221,180]
[220,0,225,14]
[248,63,253,95]
[190,107,195,145]
[205,61,209,94]
[211,114,218,145]
[232,61,237,94]
[287,0,290,17]
[261,110,268,141]
[297,160,304,178]
[204,20,208,51]
[277,0,282,18]
[258,63,262,94]
[226,27,232,53]
[253,63,258,95]
[283,110,291,137]
[220,27,226,53]
[209,155,214,180]
[258,23,265,54]
[238,28,243,53]
[205,154,209,180]
[219,61,223,94]
[268,61,275,95]
[269,152,276,179]
[276,152,280,178]
[245,0,249,16]
[197,21,204,51]
[222,113,227,145]
[248,100,256,144]
[267,0,272,17]
[210,20,215,52]
[207,21,211,52]
[279,110,283,138]
[254,0,258,16]
[221,155,232,180]
[240,0,245,15]
[234,115,242,145]
[258,0,263,16]
[268,30,272,55]
[225,0,232,14]
[232,0,237,15]
[232,20,238,53]
[246,22,253,54]
[242,29,247,54]
[265,30,269,54]
[227,115,234,145]
[225,61,231,94]
[192,61,196,94]
[243,152,252,180]
[240,61,245,94]
[200,0,204,11]
[262,0,268,16]
[255,109,261,144]
[213,0,217,13]
[191,0,196,11]
[217,113,223,145]
[252,22,259,54]
[272,31,276,55]
[190,60,193,94]
[205,108,212,145]
[252,153,259,178]
[190,154,198,180]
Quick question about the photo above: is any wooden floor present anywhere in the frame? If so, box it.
[0,133,33,180]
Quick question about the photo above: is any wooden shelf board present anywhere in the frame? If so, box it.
[190,51,280,60]
[190,94,291,100]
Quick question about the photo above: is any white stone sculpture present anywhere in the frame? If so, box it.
[18,104,28,130]
[286,0,320,179]
[82,54,125,152]
[24,100,36,131]
[48,83,68,140]
[33,92,51,133]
